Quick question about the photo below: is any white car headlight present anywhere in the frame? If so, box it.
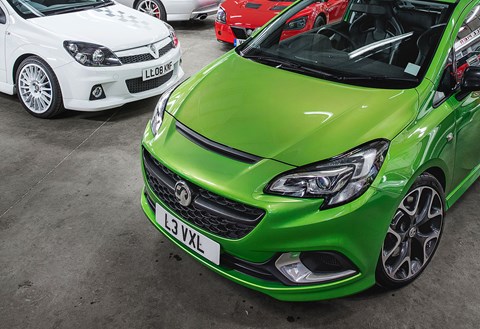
[265,140,389,208]
[151,88,175,136]
[64,41,121,66]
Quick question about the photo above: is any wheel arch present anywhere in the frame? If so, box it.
[410,159,449,193]
[424,166,447,192]
[397,160,450,203]
[12,53,36,86]
[8,42,71,86]
[376,154,451,210]
[318,12,327,23]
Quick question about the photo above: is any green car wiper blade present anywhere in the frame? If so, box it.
[243,54,339,80]
[334,75,419,88]
[292,65,338,79]
[338,76,417,82]
[242,54,301,68]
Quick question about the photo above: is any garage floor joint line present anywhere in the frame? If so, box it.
[0,110,119,219]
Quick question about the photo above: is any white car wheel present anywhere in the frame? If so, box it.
[16,56,64,118]
[136,0,166,20]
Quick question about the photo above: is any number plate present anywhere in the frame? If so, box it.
[234,38,245,46]
[156,203,220,265]
[142,62,173,81]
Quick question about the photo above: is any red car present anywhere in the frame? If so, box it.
[215,0,348,45]
[456,51,480,80]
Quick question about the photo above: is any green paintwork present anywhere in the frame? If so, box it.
[140,0,479,301]
[168,54,418,166]
[447,164,480,208]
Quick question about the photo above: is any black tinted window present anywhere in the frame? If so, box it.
[455,5,480,80]
[0,7,5,24]
[7,0,113,18]
[238,0,454,89]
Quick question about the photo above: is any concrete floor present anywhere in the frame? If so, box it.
[1,17,479,329]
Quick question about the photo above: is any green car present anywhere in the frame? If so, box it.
[141,0,480,301]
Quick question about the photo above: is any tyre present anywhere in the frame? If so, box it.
[16,56,64,119]
[376,173,445,289]
[135,0,166,21]
[313,15,326,28]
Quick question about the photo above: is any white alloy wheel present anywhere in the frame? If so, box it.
[18,63,53,114]
[136,0,165,20]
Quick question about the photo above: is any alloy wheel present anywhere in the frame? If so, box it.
[18,63,53,114]
[381,186,444,282]
[137,0,162,19]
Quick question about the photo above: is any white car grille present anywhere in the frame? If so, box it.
[115,38,174,64]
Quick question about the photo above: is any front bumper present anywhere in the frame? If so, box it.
[139,116,402,301]
[215,21,255,45]
[142,191,379,301]
[54,48,183,112]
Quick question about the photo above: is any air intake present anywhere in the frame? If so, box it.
[245,2,262,9]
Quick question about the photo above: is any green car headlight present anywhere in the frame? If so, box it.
[265,140,389,208]
[151,88,174,136]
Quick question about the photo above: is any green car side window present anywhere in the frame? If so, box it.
[434,51,456,106]
[434,5,480,106]
[454,5,480,81]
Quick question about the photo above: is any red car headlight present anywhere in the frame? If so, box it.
[285,16,308,30]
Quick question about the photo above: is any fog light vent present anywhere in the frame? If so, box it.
[300,251,345,272]
[90,84,105,100]
[275,252,357,284]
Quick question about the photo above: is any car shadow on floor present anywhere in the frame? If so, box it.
[0,91,155,123]
[170,17,234,52]
[57,96,159,122]
[170,17,216,32]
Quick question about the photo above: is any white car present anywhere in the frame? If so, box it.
[116,0,220,21]
[0,0,183,118]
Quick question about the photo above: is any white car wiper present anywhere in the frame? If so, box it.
[15,0,44,17]
[46,1,113,15]
[92,1,114,8]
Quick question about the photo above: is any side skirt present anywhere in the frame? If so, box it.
[0,81,15,95]
[446,164,480,209]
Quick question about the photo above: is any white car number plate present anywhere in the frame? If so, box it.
[156,203,220,265]
[142,62,173,81]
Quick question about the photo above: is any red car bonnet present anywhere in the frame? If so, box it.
[221,0,294,28]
